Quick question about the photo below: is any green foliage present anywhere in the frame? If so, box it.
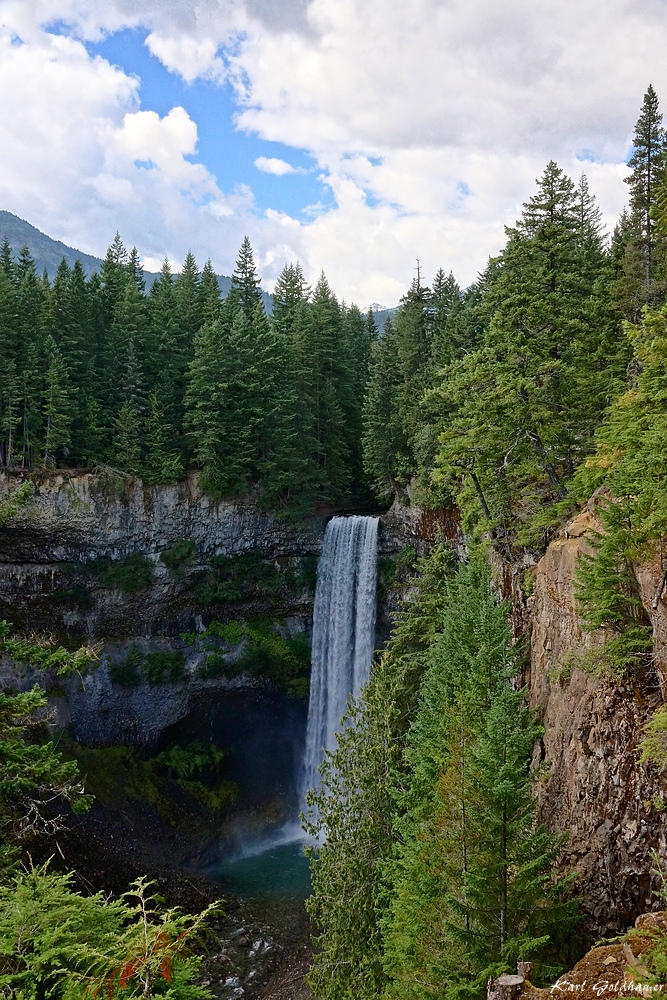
[0,481,34,525]
[429,164,627,551]
[290,554,319,593]
[624,852,667,985]
[377,556,397,590]
[108,648,142,687]
[66,739,237,824]
[377,547,419,597]
[152,740,225,780]
[571,305,667,676]
[198,652,228,679]
[205,619,245,645]
[159,539,197,578]
[89,552,155,593]
[639,707,667,771]
[304,543,458,1000]
[191,617,311,697]
[108,646,186,686]
[0,866,218,998]
[196,550,282,604]
[143,650,186,684]
[239,619,311,698]
[0,234,372,508]
[0,686,91,867]
[182,613,311,694]
[617,85,667,318]
[382,559,577,999]
[305,550,578,1000]
[0,620,95,676]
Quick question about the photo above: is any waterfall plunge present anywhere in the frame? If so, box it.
[300,515,379,804]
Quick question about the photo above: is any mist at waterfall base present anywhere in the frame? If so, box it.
[209,515,379,904]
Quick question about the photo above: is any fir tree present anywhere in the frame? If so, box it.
[42,335,73,465]
[112,400,142,475]
[199,258,222,324]
[143,391,184,484]
[362,318,412,499]
[273,261,309,337]
[624,85,666,310]
[382,560,577,1000]
[228,236,263,321]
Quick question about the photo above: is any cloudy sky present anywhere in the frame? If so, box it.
[1,0,666,306]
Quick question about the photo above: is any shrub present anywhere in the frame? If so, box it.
[153,741,225,780]
[90,553,155,593]
[196,550,282,604]
[160,539,197,579]
[108,646,142,687]
[205,620,244,645]
[190,617,311,696]
[290,555,319,593]
[143,650,186,684]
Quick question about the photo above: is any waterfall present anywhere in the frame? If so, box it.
[300,515,379,804]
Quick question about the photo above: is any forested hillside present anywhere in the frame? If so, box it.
[3,84,667,1000]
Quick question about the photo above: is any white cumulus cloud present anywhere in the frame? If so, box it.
[254,156,299,176]
[1,0,666,303]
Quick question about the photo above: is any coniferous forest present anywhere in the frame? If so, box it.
[2,86,667,998]
[0,232,378,510]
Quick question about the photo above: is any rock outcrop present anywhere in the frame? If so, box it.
[527,498,667,938]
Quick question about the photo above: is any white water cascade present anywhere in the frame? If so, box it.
[300,515,379,804]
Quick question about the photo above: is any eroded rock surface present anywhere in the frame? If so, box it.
[529,500,667,937]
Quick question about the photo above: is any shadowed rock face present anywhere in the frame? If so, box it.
[526,499,667,939]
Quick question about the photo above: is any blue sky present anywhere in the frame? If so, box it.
[89,28,335,221]
[0,1,663,304]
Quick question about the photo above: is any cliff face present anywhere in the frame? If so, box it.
[0,471,328,638]
[526,499,667,938]
[0,472,419,748]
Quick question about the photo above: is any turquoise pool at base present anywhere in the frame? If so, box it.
[211,840,312,901]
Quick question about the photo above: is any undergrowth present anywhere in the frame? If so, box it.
[62,738,237,827]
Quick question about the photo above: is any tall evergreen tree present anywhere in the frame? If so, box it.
[432,163,625,548]
[199,258,222,325]
[41,335,73,465]
[362,318,412,499]
[291,273,351,499]
[184,313,256,496]
[227,236,263,322]
[272,261,309,337]
[620,86,667,315]
[382,560,577,1000]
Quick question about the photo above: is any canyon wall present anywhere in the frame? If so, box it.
[0,472,419,747]
[523,497,667,938]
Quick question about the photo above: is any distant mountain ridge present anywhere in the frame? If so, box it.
[0,210,272,311]
[0,210,398,322]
